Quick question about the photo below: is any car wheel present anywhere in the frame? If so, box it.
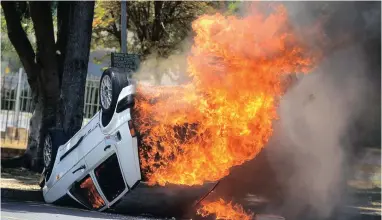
[43,134,53,169]
[42,130,67,182]
[99,68,129,124]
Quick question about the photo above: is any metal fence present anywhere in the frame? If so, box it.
[1,68,101,147]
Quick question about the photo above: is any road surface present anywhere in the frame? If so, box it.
[1,200,166,220]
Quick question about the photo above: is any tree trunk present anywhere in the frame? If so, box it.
[152,1,163,42]
[1,2,57,171]
[59,1,95,137]
[1,1,95,172]
[1,1,39,96]
[25,94,44,170]
[56,1,70,88]
[24,2,61,172]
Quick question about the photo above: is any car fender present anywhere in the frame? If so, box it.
[100,85,135,135]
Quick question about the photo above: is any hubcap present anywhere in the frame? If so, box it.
[100,75,112,109]
[43,135,52,168]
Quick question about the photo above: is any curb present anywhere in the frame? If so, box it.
[1,148,25,159]
[1,188,43,202]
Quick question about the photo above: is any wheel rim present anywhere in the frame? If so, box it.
[43,135,52,168]
[100,75,112,110]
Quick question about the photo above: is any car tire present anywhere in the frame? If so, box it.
[99,68,129,125]
[42,130,67,181]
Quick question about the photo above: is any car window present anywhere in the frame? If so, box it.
[70,174,105,210]
[94,153,126,202]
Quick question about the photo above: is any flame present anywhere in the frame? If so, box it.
[80,177,105,209]
[134,4,317,186]
[197,198,254,220]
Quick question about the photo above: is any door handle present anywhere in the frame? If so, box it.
[104,145,111,151]
[72,165,86,174]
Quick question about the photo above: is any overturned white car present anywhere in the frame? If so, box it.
[39,68,217,216]
[40,68,140,210]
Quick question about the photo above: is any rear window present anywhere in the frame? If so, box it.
[70,174,105,210]
[94,153,126,202]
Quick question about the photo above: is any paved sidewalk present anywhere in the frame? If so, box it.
[1,167,43,202]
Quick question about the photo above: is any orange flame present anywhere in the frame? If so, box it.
[197,198,254,220]
[134,4,317,186]
[80,177,105,209]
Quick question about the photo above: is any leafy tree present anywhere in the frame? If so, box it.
[92,1,217,57]
[91,1,121,50]
[1,5,33,72]
[91,1,220,84]
[1,2,59,72]
[1,1,94,171]
[226,1,242,15]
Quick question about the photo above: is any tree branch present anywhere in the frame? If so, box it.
[1,1,39,95]
[106,28,121,45]
[30,1,60,105]
[109,11,122,46]
[163,1,182,24]
[151,1,164,42]
[128,6,145,43]
[56,1,70,88]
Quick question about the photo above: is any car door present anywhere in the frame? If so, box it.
[92,152,128,204]
[84,141,115,169]
[68,152,129,210]
[84,143,129,207]
[68,171,107,210]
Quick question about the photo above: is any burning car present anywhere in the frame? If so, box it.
[39,68,139,210]
[38,4,320,218]
[39,68,217,214]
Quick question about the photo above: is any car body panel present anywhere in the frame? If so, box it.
[109,122,141,188]
[43,158,88,203]
[84,141,115,170]
[59,112,103,163]
[101,85,136,134]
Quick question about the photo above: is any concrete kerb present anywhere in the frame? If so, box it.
[1,188,44,202]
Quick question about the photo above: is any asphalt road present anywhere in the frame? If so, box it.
[1,200,166,220]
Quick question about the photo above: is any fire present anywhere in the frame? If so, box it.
[197,198,254,220]
[133,4,317,186]
[80,177,105,209]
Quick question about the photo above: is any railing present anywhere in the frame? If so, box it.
[1,68,101,148]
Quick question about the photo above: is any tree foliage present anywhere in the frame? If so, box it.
[91,1,121,50]
[1,2,60,72]
[92,1,218,58]
[1,4,34,71]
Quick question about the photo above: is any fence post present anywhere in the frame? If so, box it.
[14,68,23,128]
